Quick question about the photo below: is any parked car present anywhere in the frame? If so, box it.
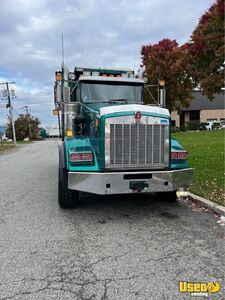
[212,122,221,130]
[206,121,221,130]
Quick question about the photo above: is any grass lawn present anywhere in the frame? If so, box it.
[1,140,32,144]
[173,130,225,206]
[0,144,15,152]
[0,140,31,152]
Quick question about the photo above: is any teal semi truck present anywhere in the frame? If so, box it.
[54,65,192,208]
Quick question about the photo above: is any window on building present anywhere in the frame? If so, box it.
[189,110,200,121]
[180,111,185,127]
[207,118,218,122]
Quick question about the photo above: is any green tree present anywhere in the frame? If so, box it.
[186,0,224,99]
[39,127,48,138]
[141,39,194,112]
[6,114,40,141]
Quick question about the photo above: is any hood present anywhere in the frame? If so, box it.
[82,102,115,114]
[82,102,170,117]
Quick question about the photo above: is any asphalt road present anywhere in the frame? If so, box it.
[0,140,224,300]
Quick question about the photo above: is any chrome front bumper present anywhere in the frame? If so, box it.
[68,168,193,195]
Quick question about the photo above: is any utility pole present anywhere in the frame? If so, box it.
[0,81,17,145]
[21,105,30,115]
[20,105,32,139]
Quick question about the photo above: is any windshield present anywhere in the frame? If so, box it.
[81,81,143,103]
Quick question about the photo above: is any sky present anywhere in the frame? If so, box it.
[0,0,215,126]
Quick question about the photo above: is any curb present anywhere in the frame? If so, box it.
[187,192,225,216]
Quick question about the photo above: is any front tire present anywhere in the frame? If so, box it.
[58,167,79,208]
[155,190,177,202]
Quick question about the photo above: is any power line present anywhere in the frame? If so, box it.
[20,105,31,115]
[13,110,20,118]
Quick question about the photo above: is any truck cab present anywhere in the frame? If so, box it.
[54,65,192,208]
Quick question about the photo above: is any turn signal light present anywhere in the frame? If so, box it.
[171,151,188,160]
[66,130,73,137]
[55,71,62,81]
[69,152,93,162]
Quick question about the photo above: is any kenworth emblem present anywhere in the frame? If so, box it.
[135,111,142,123]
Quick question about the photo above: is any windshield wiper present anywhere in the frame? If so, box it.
[108,98,128,103]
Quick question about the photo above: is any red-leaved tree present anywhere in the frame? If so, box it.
[141,39,194,112]
[186,0,224,99]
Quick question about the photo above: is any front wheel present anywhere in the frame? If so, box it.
[58,167,79,208]
[155,190,177,202]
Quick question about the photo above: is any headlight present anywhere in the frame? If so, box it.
[68,73,75,80]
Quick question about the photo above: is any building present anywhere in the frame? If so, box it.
[171,90,225,127]
[45,125,60,137]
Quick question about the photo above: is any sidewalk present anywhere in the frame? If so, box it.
[177,191,225,216]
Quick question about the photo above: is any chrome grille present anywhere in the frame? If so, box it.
[105,117,169,169]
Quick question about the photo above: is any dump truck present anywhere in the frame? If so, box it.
[54,65,193,208]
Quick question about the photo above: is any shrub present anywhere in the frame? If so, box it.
[171,126,180,133]
[180,124,187,132]
[200,122,207,130]
[186,121,200,131]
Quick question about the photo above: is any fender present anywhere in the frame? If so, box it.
[171,137,189,169]
[64,137,100,172]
